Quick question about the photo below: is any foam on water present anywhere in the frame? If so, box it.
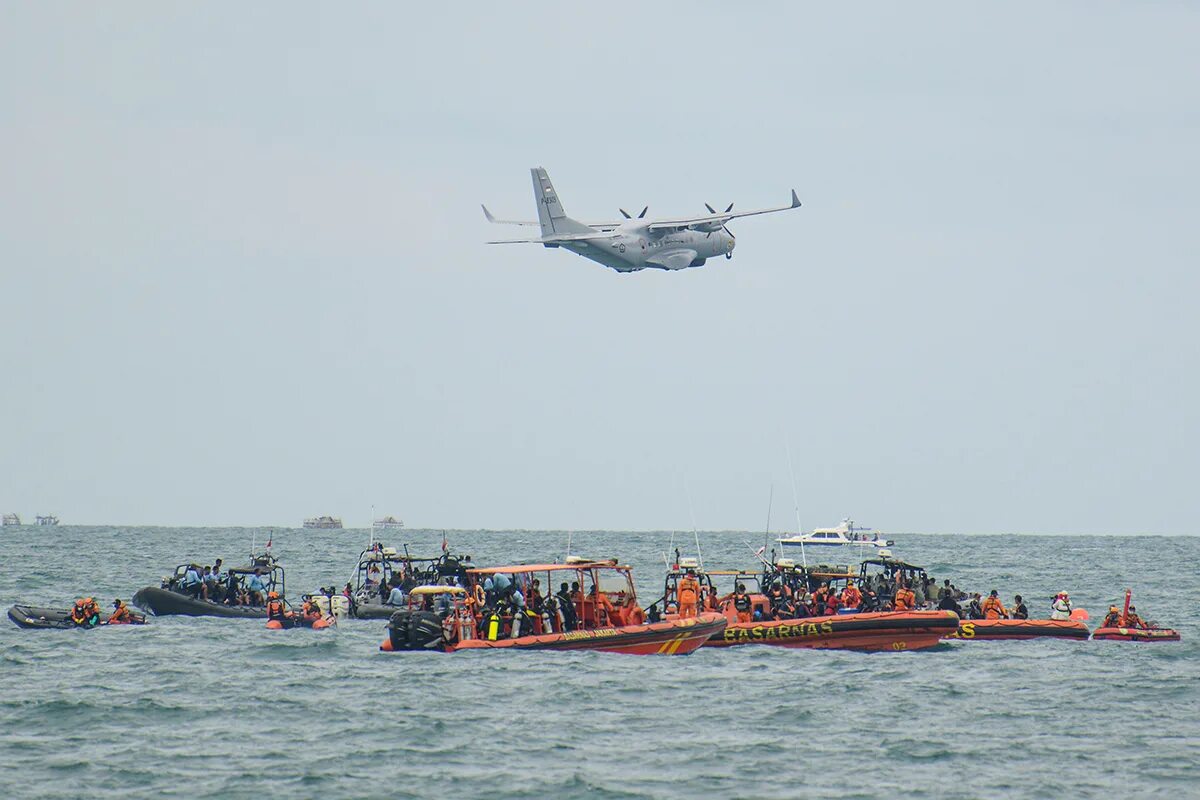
[1,527,1197,799]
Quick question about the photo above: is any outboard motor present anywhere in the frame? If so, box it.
[387,609,412,651]
[408,611,444,650]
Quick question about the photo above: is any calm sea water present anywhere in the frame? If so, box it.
[1,527,1197,799]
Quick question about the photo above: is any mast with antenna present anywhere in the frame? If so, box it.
[785,437,808,568]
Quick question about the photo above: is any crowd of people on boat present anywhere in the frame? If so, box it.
[169,559,274,607]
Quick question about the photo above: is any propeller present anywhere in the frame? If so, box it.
[618,206,649,220]
[702,202,737,239]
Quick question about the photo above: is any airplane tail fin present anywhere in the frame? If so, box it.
[531,167,594,236]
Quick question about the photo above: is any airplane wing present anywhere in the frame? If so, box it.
[646,190,801,233]
[486,231,620,245]
[482,205,622,231]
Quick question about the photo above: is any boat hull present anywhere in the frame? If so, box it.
[132,587,268,618]
[945,619,1090,640]
[705,610,959,651]
[1092,626,1180,642]
[383,613,727,655]
[350,601,396,620]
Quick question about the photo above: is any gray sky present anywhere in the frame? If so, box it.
[2,4,1197,533]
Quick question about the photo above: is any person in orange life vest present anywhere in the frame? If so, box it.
[678,570,700,619]
[823,590,841,615]
[732,583,753,623]
[266,592,292,624]
[108,599,133,624]
[892,582,916,611]
[982,589,1008,619]
[704,583,723,612]
[1124,605,1148,629]
[301,596,323,622]
[841,582,862,610]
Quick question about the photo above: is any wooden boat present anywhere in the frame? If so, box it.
[380,562,726,655]
[945,619,1090,641]
[1092,626,1180,642]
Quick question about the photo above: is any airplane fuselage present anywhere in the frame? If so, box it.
[548,225,735,273]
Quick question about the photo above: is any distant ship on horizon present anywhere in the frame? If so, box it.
[36,515,59,526]
[372,516,404,531]
[303,516,343,529]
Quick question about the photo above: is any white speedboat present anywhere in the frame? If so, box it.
[372,516,404,531]
[303,516,343,529]
[36,515,59,526]
[778,519,893,549]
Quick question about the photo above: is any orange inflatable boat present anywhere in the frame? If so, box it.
[1092,626,1180,642]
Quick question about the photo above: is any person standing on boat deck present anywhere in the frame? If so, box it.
[982,590,1008,619]
[1011,595,1028,620]
[678,569,701,619]
[182,565,203,598]
[1050,591,1072,620]
[246,568,269,606]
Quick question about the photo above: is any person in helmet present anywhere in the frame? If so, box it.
[1050,591,1072,620]
[1103,605,1121,627]
[70,598,100,627]
[266,591,293,626]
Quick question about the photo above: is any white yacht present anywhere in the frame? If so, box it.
[778,518,893,549]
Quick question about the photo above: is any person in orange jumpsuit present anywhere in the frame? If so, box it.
[678,570,700,619]
[981,590,1008,619]
[892,582,916,611]
[590,585,617,626]
[841,582,862,610]
[732,584,753,623]
[624,596,645,626]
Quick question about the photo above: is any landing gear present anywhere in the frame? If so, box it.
[725,252,733,260]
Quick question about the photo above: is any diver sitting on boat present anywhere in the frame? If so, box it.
[70,598,101,628]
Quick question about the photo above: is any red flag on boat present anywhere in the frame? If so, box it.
[441,532,448,552]
[266,533,272,549]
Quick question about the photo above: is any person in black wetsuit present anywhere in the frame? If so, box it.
[1011,595,1028,620]
[555,582,578,631]
[938,591,963,615]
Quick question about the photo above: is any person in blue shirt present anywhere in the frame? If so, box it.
[245,568,269,606]
[387,582,405,606]
[182,565,203,598]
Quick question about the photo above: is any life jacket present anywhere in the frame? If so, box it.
[842,587,862,608]
[267,600,286,620]
[733,592,752,612]
[1103,612,1120,627]
[109,605,131,624]
[982,597,1006,619]
[825,594,841,612]
[626,604,645,625]
[893,588,915,611]
[678,577,699,605]
[71,604,88,624]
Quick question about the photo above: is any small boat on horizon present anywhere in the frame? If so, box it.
[778,518,893,549]
[36,515,59,526]
[2,513,21,527]
[372,516,404,530]
[303,516,343,529]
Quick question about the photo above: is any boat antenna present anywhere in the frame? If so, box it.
[369,504,375,549]
[785,436,807,569]
[764,483,774,559]
[565,529,573,561]
[684,483,703,571]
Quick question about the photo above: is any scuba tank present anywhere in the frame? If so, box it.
[541,609,553,635]
[485,609,501,641]
[458,608,474,641]
[510,609,523,639]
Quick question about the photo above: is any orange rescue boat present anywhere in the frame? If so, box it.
[945,619,1090,641]
[380,561,726,655]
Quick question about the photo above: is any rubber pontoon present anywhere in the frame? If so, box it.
[1092,626,1180,642]
[945,619,1091,641]
[704,610,960,651]
[132,587,269,618]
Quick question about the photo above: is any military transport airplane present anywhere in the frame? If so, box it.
[482,167,801,273]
